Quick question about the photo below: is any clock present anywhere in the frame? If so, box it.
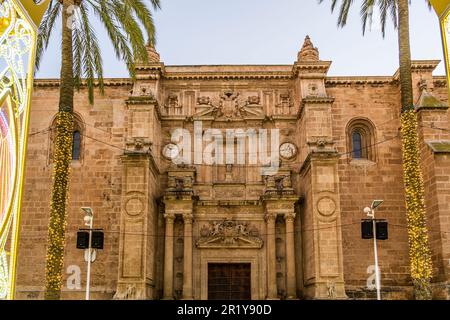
[162,143,179,160]
[279,142,297,160]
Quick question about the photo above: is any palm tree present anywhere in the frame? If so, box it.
[36,0,161,300]
[319,0,433,299]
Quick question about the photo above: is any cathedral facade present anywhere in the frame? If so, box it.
[15,37,450,300]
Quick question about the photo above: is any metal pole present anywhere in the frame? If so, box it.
[86,216,93,301]
[372,210,381,300]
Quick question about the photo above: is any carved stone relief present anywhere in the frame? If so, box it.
[196,219,263,248]
[275,92,294,115]
[164,93,183,116]
[193,91,264,120]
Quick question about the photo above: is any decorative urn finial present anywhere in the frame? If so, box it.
[146,43,161,63]
[297,35,320,62]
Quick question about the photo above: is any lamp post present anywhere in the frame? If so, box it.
[364,200,384,301]
[430,0,450,101]
[81,207,94,301]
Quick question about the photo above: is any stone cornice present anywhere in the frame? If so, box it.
[33,60,446,88]
[163,71,292,81]
[135,63,165,71]
[326,77,394,86]
[301,96,335,105]
[426,141,450,154]
[33,78,132,87]
[292,61,332,76]
[393,60,441,80]
[197,200,261,207]
[299,149,340,174]
[411,60,441,71]
[126,95,158,105]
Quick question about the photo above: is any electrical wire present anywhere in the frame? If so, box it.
[28,122,402,167]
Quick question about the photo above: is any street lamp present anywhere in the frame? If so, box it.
[81,207,94,301]
[430,0,450,101]
[363,200,384,301]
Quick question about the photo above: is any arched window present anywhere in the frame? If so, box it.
[352,131,363,159]
[48,113,84,164]
[72,130,81,160]
[346,118,376,162]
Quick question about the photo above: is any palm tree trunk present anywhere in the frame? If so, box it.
[398,0,433,300]
[44,0,75,300]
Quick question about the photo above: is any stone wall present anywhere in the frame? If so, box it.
[14,54,450,300]
[16,82,132,299]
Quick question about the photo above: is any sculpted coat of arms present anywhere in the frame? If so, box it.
[194,91,263,120]
[196,219,263,248]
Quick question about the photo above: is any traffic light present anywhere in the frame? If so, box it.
[91,231,104,249]
[361,220,373,239]
[76,231,89,249]
[376,221,388,240]
[76,230,104,249]
[361,220,388,240]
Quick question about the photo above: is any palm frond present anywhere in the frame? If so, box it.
[320,0,432,37]
[123,0,157,46]
[35,0,61,71]
[36,0,159,103]
[79,3,104,104]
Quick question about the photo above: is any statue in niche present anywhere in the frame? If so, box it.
[165,94,182,115]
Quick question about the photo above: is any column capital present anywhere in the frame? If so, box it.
[182,213,194,223]
[284,212,296,223]
[265,212,277,223]
[164,212,176,222]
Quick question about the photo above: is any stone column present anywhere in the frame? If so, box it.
[299,153,347,299]
[115,154,157,300]
[163,213,175,299]
[265,212,277,299]
[182,213,194,299]
[284,212,297,299]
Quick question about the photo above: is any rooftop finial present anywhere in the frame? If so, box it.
[146,43,161,63]
[298,35,319,62]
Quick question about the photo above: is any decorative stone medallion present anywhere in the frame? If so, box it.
[125,198,145,216]
[279,142,297,160]
[317,197,336,217]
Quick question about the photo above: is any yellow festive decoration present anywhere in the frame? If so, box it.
[430,0,450,100]
[400,110,433,299]
[430,0,450,17]
[44,111,73,300]
[0,0,50,300]
[18,0,50,28]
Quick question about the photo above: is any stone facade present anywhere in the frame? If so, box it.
[15,37,450,299]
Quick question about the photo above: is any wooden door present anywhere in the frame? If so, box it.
[208,263,251,300]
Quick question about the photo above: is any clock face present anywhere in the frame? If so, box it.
[162,143,179,160]
[279,142,297,160]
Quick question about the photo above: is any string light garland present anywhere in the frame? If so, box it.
[44,111,73,300]
[400,109,433,300]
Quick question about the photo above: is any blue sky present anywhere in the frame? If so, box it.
[36,0,444,78]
